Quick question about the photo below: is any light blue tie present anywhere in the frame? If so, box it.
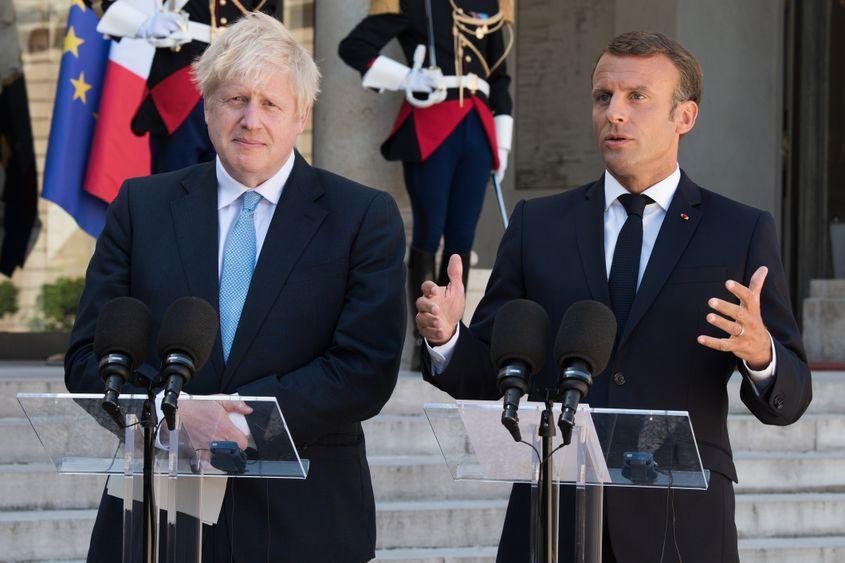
[219,190,262,361]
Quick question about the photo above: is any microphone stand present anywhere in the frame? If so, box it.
[537,391,556,563]
[110,372,162,563]
[138,378,161,563]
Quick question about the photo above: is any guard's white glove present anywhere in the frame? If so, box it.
[401,68,436,93]
[136,11,189,46]
[495,148,509,183]
[493,114,514,184]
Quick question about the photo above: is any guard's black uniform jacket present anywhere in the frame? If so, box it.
[101,0,279,136]
[339,0,513,164]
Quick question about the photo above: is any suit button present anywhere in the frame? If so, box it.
[613,372,626,386]
[220,16,228,24]
[772,394,784,410]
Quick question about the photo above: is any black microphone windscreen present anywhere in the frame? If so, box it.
[156,297,218,369]
[94,297,153,370]
[554,300,617,375]
[490,299,550,375]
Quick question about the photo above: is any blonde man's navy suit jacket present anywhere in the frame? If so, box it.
[66,153,406,562]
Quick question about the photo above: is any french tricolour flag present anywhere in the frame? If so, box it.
[84,37,154,204]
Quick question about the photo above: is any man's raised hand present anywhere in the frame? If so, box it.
[415,254,466,346]
[698,266,773,370]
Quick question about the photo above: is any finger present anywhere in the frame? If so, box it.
[420,280,441,297]
[447,254,464,290]
[707,298,744,322]
[748,266,768,301]
[221,400,253,415]
[415,312,441,331]
[416,296,440,316]
[724,280,754,308]
[706,313,743,337]
[697,334,737,352]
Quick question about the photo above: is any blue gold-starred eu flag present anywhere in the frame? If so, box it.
[42,0,111,237]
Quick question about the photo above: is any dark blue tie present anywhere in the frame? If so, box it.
[608,193,654,339]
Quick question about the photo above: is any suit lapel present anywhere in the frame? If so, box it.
[575,177,611,307]
[617,172,704,349]
[220,153,328,388]
[171,162,225,378]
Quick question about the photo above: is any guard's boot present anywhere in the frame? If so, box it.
[438,252,471,290]
[408,247,436,371]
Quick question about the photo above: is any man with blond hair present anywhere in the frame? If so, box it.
[66,13,406,562]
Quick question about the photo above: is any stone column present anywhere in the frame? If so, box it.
[312,0,410,233]
[312,1,414,367]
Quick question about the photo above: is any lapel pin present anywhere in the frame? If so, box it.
[680,213,690,221]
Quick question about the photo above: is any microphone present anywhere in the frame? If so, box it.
[94,297,153,427]
[490,299,550,442]
[157,297,218,431]
[553,300,616,444]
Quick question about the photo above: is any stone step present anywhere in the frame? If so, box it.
[734,452,845,493]
[0,417,51,464]
[0,463,105,511]
[386,371,845,417]
[368,451,845,502]
[374,546,496,563]
[0,509,95,562]
[735,493,845,539]
[728,413,845,452]
[375,500,507,550]
[738,536,845,563]
[364,414,440,456]
[374,537,845,563]
[373,493,845,550]
[0,364,69,419]
[2,365,843,418]
[363,411,845,457]
[7,407,844,469]
[369,455,512,503]
[2,496,842,561]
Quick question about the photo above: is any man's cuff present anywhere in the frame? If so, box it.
[425,325,460,375]
[743,332,777,392]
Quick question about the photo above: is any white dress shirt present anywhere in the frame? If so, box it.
[216,150,296,276]
[428,165,776,386]
[156,152,296,450]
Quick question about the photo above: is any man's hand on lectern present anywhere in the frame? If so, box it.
[415,254,466,346]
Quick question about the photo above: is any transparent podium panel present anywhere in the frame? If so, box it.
[424,401,709,563]
[424,401,708,489]
[18,393,308,563]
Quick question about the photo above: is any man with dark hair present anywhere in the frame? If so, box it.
[415,31,811,562]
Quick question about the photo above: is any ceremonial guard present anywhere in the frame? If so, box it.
[339,0,514,369]
[96,0,280,172]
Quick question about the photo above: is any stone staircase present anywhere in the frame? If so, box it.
[2,364,844,562]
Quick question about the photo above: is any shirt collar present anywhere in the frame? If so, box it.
[603,164,681,212]
[216,150,296,210]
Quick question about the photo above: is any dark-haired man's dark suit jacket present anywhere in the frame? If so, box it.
[65,153,406,562]
[422,171,812,563]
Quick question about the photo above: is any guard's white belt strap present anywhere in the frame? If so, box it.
[439,74,490,97]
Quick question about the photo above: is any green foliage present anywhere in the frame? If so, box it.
[37,277,85,331]
[0,280,18,317]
